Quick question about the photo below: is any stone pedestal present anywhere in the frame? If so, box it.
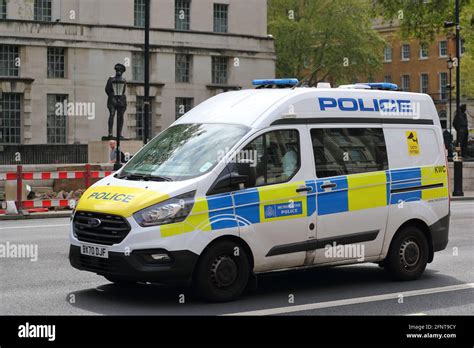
[88,140,144,164]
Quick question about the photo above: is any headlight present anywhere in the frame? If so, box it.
[133,191,195,227]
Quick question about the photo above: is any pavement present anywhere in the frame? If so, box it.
[0,201,473,316]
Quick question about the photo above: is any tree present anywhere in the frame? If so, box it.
[371,0,470,40]
[460,1,474,97]
[268,0,385,85]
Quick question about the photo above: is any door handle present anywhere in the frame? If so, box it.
[296,186,313,193]
[320,182,337,190]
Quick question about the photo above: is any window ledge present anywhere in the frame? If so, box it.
[0,77,35,83]
[206,84,241,90]
[127,81,165,87]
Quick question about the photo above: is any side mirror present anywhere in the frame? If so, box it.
[234,160,257,188]
[207,161,257,195]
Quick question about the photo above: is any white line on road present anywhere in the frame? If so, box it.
[0,224,69,230]
[225,283,474,316]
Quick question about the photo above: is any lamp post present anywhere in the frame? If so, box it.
[111,75,126,170]
[447,56,454,134]
[444,0,463,197]
[143,0,150,145]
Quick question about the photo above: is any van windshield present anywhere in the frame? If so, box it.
[119,123,249,181]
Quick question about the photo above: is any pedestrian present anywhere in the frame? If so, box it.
[109,140,118,163]
[453,104,469,157]
[443,128,453,158]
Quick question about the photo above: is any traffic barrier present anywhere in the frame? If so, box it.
[0,164,114,215]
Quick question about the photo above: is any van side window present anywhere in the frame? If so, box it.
[310,128,388,178]
[243,129,300,187]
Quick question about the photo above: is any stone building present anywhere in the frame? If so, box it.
[0,0,275,145]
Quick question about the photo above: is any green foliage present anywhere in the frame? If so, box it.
[268,0,385,85]
[460,1,474,96]
[371,0,470,40]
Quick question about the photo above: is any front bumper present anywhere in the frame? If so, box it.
[69,245,198,285]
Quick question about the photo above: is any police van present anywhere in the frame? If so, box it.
[69,80,450,302]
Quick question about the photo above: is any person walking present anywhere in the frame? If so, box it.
[453,104,469,157]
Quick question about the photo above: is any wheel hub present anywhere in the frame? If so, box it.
[210,255,238,288]
[399,239,420,268]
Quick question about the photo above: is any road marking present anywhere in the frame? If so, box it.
[225,283,474,316]
[407,312,427,316]
[0,224,69,230]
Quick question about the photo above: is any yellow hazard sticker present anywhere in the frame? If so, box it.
[406,131,420,156]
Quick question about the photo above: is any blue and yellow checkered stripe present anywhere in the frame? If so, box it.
[160,165,448,237]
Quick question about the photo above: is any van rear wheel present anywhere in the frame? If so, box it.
[194,240,250,302]
[385,226,429,281]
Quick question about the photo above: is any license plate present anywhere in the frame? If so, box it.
[80,243,109,259]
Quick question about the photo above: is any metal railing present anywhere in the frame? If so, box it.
[0,144,88,165]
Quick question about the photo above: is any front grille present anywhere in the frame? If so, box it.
[77,254,122,274]
[73,211,131,246]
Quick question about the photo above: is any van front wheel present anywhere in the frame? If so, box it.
[385,226,429,281]
[194,240,250,302]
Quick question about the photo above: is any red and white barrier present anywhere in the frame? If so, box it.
[0,171,113,181]
[0,164,114,215]
[22,199,76,209]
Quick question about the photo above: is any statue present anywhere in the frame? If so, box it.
[105,63,127,139]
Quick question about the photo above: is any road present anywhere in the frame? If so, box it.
[1,201,473,316]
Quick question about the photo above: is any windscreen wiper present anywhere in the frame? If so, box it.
[116,173,173,182]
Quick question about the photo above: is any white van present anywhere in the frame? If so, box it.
[69,80,450,302]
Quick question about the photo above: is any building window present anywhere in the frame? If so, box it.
[0,93,22,144]
[47,47,66,78]
[132,52,144,82]
[420,42,429,59]
[420,73,429,94]
[175,0,191,30]
[384,75,392,83]
[134,0,146,27]
[175,54,191,83]
[47,94,68,144]
[212,56,228,85]
[383,46,392,62]
[34,0,52,22]
[310,128,388,178]
[440,72,448,100]
[401,75,410,92]
[214,3,228,33]
[0,45,20,77]
[439,41,448,57]
[0,0,6,19]
[401,44,410,60]
[175,97,194,119]
[136,96,153,141]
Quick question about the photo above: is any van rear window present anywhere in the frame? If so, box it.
[310,128,388,178]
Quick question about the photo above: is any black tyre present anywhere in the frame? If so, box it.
[194,240,250,302]
[104,276,137,286]
[385,226,429,281]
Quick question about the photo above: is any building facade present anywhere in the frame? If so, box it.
[372,21,469,129]
[0,0,275,145]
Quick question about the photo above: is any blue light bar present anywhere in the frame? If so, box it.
[252,78,299,86]
[358,82,399,91]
